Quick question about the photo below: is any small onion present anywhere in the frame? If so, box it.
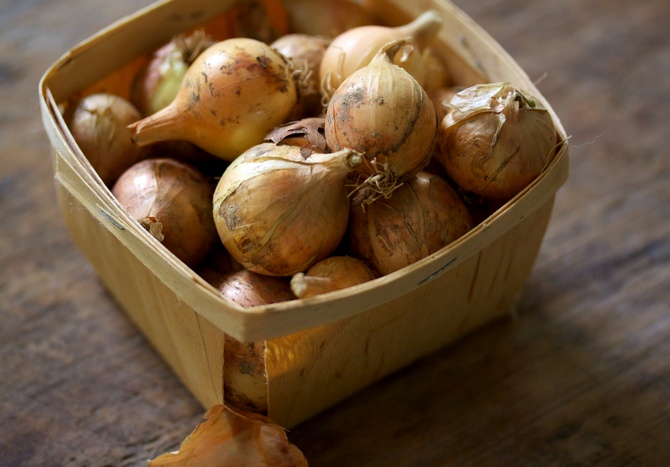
[270,33,331,118]
[111,157,218,268]
[68,93,146,186]
[131,30,214,116]
[203,268,294,413]
[319,10,442,100]
[325,39,437,204]
[347,171,473,275]
[436,82,560,200]
[283,0,378,38]
[290,256,377,299]
[212,142,363,276]
[127,38,298,161]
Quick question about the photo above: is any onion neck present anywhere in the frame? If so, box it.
[127,103,186,147]
[395,10,443,43]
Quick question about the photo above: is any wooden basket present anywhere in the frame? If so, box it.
[39,0,569,428]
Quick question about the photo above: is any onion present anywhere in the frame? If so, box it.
[203,268,294,413]
[212,142,363,276]
[290,256,377,298]
[68,93,146,186]
[325,39,437,204]
[127,38,298,162]
[319,10,442,100]
[283,0,378,38]
[130,30,213,116]
[148,404,307,466]
[436,82,560,200]
[347,171,473,275]
[111,157,218,268]
[270,33,331,118]
[264,117,328,157]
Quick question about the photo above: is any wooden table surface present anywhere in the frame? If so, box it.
[2,0,669,465]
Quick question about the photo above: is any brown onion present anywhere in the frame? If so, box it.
[127,38,298,161]
[131,30,213,116]
[347,171,473,275]
[325,39,437,204]
[148,404,307,466]
[202,268,294,413]
[68,93,146,186]
[271,33,331,117]
[290,256,377,298]
[212,142,362,276]
[436,82,560,200]
[111,157,217,268]
[284,0,377,38]
[319,10,442,100]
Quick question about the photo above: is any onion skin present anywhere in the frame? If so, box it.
[291,256,377,298]
[347,171,473,275]
[436,82,559,200]
[127,38,298,161]
[68,93,146,186]
[213,143,363,276]
[111,157,218,268]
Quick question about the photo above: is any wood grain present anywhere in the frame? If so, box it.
[1,0,669,466]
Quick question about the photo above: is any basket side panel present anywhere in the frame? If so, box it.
[54,167,225,408]
[266,198,554,428]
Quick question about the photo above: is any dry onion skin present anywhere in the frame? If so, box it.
[127,38,298,161]
[148,404,307,467]
[325,39,438,204]
[212,142,363,276]
[68,93,146,186]
[271,33,331,118]
[130,29,213,117]
[111,157,218,268]
[291,255,377,298]
[347,171,473,275]
[319,9,442,101]
[436,82,560,200]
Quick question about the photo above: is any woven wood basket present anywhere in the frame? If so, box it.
[39,0,569,428]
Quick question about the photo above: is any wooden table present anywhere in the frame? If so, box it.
[2,0,669,465]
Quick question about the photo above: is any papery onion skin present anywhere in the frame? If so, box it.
[347,171,473,275]
[291,255,377,298]
[128,38,298,161]
[325,40,438,199]
[436,82,559,200]
[68,93,146,186]
[148,404,307,467]
[200,268,294,414]
[212,143,363,276]
[111,157,218,268]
